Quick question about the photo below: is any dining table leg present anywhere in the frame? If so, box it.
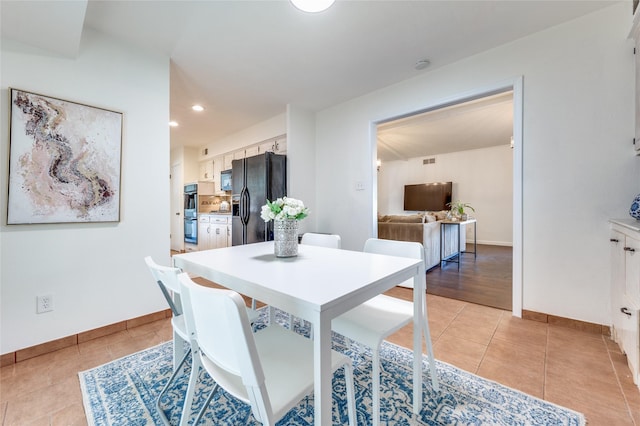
[413,266,424,416]
[313,314,332,426]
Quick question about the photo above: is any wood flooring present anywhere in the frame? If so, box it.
[427,243,512,310]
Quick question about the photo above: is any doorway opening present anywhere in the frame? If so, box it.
[373,79,523,315]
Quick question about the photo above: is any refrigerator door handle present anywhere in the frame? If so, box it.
[240,187,250,225]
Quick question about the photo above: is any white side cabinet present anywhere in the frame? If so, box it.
[610,219,640,386]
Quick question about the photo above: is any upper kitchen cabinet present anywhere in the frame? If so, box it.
[217,134,288,171]
[223,150,245,169]
[244,145,260,157]
[212,155,224,193]
[223,153,234,171]
[199,159,214,181]
[259,137,286,155]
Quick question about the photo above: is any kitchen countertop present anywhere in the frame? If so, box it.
[610,218,640,232]
[199,211,231,215]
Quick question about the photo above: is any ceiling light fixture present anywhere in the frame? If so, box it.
[290,0,335,13]
[414,59,431,70]
[169,121,178,127]
[192,105,204,112]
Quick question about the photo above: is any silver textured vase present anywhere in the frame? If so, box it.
[274,219,298,257]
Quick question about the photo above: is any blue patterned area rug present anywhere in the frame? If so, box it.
[79,310,585,425]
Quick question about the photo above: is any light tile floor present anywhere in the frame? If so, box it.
[1,292,638,425]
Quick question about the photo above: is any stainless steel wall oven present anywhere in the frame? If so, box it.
[184,183,198,244]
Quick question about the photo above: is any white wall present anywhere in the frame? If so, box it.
[378,145,513,245]
[314,4,635,325]
[286,105,317,235]
[0,30,171,353]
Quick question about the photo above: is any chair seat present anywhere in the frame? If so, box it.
[173,309,258,337]
[171,314,189,342]
[332,295,413,349]
[200,324,351,421]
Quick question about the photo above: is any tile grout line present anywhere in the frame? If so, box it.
[476,309,504,374]
[604,334,637,426]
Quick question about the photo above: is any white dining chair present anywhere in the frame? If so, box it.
[145,256,201,426]
[300,232,342,248]
[146,256,260,425]
[331,238,440,426]
[178,272,357,426]
[282,232,343,335]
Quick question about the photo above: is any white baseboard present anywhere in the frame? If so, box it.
[474,240,512,247]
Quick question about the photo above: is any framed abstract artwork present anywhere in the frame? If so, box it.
[8,89,123,224]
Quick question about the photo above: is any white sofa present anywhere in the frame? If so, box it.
[377,213,466,272]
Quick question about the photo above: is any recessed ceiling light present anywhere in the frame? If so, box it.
[169,121,178,127]
[192,105,204,112]
[290,0,335,13]
[414,59,431,70]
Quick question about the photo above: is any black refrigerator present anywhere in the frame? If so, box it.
[231,152,287,246]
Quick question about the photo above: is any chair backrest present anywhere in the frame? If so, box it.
[300,233,341,249]
[144,256,182,315]
[363,238,425,287]
[178,273,272,421]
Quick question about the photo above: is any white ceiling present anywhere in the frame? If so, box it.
[377,91,514,161]
[1,0,620,155]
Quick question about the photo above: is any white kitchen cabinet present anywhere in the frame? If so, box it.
[258,138,286,155]
[197,181,215,195]
[223,150,247,169]
[223,153,235,170]
[213,155,224,192]
[210,215,230,248]
[610,219,640,387]
[199,159,214,181]
[211,222,229,248]
[198,214,231,250]
[244,145,259,158]
[198,215,212,250]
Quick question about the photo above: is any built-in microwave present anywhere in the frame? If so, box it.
[220,169,232,191]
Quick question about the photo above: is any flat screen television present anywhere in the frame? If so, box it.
[403,182,452,211]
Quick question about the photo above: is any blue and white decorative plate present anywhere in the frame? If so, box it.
[631,193,640,220]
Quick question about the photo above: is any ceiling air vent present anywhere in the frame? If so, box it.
[423,158,436,165]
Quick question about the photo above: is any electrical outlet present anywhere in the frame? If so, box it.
[36,294,53,314]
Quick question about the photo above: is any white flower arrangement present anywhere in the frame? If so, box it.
[261,197,309,222]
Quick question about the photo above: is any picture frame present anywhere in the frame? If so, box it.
[7,89,123,224]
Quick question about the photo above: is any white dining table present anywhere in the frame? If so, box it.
[173,241,426,425]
